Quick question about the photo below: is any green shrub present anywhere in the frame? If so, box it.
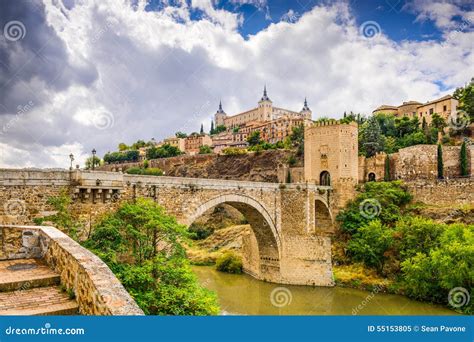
[222,147,247,155]
[199,145,213,154]
[83,198,219,315]
[337,181,412,234]
[347,220,394,273]
[188,223,214,240]
[215,252,243,274]
[126,167,163,176]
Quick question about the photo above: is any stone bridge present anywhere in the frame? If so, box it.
[0,169,335,286]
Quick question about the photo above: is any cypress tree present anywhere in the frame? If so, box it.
[384,155,390,181]
[200,123,204,134]
[210,120,214,135]
[460,141,468,176]
[437,144,444,179]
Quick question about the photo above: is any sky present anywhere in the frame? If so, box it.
[0,0,473,168]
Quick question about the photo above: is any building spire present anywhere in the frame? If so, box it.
[260,84,271,101]
[217,100,224,113]
[302,97,310,111]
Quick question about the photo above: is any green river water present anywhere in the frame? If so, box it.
[192,266,457,315]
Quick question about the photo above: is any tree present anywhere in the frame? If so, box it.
[118,143,129,151]
[200,123,204,134]
[431,113,447,132]
[175,132,187,138]
[437,143,444,179]
[460,141,468,176]
[453,77,474,121]
[199,145,212,154]
[85,156,102,169]
[347,220,394,273]
[247,130,262,146]
[422,117,428,131]
[214,125,226,134]
[290,124,304,156]
[131,140,146,150]
[384,155,390,181]
[83,199,220,315]
[360,116,384,157]
[210,120,214,135]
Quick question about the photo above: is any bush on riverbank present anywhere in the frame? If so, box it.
[336,181,474,314]
[83,198,219,315]
[215,252,243,274]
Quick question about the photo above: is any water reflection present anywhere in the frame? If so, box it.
[192,266,456,315]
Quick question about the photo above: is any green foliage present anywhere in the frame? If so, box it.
[247,130,262,146]
[393,217,445,260]
[85,156,103,169]
[199,145,213,154]
[200,123,204,134]
[214,125,226,134]
[33,191,82,240]
[289,124,304,156]
[188,223,214,240]
[103,150,139,164]
[384,155,390,181]
[146,144,182,159]
[347,220,394,272]
[83,198,219,315]
[175,132,187,138]
[453,77,474,121]
[118,143,129,151]
[460,141,468,176]
[400,223,474,314]
[232,127,239,133]
[210,121,214,134]
[336,181,412,234]
[215,252,243,274]
[287,154,297,166]
[126,167,163,176]
[360,116,384,157]
[222,147,247,155]
[286,170,292,183]
[437,143,444,179]
[143,159,149,169]
[431,113,447,132]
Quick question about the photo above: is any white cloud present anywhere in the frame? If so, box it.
[0,0,473,168]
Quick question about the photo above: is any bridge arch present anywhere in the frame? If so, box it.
[185,194,281,280]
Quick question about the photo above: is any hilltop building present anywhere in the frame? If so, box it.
[372,95,458,124]
[214,87,312,128]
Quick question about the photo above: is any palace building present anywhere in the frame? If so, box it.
[214,86,312,129]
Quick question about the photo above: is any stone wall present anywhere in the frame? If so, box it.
[405,178,474,205]
[0,225,143,315]
[358,153,386,182]
[98,150,297,183]
[389,144,474,180]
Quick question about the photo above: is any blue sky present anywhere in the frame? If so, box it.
[0,0,473,167]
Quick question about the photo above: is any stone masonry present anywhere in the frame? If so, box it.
[0,169,335,286]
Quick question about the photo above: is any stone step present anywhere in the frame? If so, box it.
[0,259,60,292]
[0,286,79,315]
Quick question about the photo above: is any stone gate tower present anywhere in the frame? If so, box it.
[304,120,359,209]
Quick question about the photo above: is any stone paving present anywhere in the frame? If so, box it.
[0,259,78,315]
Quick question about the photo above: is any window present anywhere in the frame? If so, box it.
[443,105,447,111]
[429,108,433,115]
[320,171,331,186]
[368,172,376,182]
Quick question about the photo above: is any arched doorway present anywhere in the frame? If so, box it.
[368,172,376,182]
[187,194,280,282]
[314,199,333,232]
[320,171,331,186]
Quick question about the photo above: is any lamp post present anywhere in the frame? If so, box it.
[69,153,74,170]
[92,148,96,170]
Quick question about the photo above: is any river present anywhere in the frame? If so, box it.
[192,266,456,315]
